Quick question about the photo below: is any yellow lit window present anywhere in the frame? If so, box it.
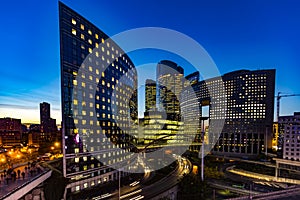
[72,29,76,35]
[88,39,92,44]
[101,72,105,77]
[95,52,99,57]
[102,80,105,85]
[72,18,77,25]
[101,47,104,52]
[73,80,77,86]
[88,29,92,35]
[80,24,84,30]
[81,82,85,87]
[74,99,78,105]
[88,48,92,53]
[95,33,98,39]
[101,38,104,43]
[81,34,85,40]
[107,42,110,47]
[96,69,99,75]
[95,43,99,48]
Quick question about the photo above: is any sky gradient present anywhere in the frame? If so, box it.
[0,0,300,123]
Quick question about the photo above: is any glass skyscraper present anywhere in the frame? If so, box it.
[59,2,138,193]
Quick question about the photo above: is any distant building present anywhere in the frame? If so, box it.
[279,112,300,160]
[40,102,57,141]
[0,118,22,146]
[157,60,184,121]
[145,79,156,112]
[274,112,300,179]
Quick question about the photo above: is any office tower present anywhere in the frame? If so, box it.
[180,71,202,151]
[157,60,184,121]
[184,69,275,156]
[59,2,138,193]
[0,118,22,146]
[145,79,156,112]
[40,102,57,140]
[274,112,300,179]
[40,102,50,125]
[279,112,300,160]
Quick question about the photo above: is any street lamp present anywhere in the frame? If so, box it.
[200,117,209,182]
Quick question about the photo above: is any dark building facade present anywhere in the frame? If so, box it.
[145,79,156,112]
[40,102,57,140]
[59,2,138,193]
[0,118,22,146]
[206,70,275,156]
[278,112,300,159]
[183,69,275,156]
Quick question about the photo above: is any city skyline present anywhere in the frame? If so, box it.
[1,0,300,123]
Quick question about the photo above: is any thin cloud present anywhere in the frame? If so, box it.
[0,103,37,110]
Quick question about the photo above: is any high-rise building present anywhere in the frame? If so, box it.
[0,118,22,146]
[183,69,275,156]
[40,102,57,140]
[181,71,202,151]
[145,79,156,112]
[59,2,138,194]
[40,102,50,125]
[157,60,184,121]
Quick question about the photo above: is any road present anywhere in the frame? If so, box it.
[90,155,191,200]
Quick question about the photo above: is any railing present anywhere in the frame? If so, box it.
[1,169,52,200]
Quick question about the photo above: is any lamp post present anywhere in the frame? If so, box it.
[200,117,209,182]
[119,168,121,200]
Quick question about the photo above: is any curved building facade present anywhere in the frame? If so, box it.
[59,2,138,193]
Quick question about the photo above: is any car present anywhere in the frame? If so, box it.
[41,153,52,160]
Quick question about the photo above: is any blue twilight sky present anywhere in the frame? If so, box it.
[0,0,299,123]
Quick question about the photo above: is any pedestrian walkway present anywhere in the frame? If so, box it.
[227,166,300,184]
[0,163,46,199]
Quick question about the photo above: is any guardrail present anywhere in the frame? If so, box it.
[1,169,52,200]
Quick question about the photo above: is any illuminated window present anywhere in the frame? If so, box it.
[75,157,79,163]
[95,33,99,39]
[88,39,92,44]
[88,48,92,53]
[72,29,76,35]
[95,43,99,48]
[88,29,92,35]
[80,24,84,30]
[81,34,85,40]
[72,18,76,25]
[74,99,78,105]
[101,38,104,43]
